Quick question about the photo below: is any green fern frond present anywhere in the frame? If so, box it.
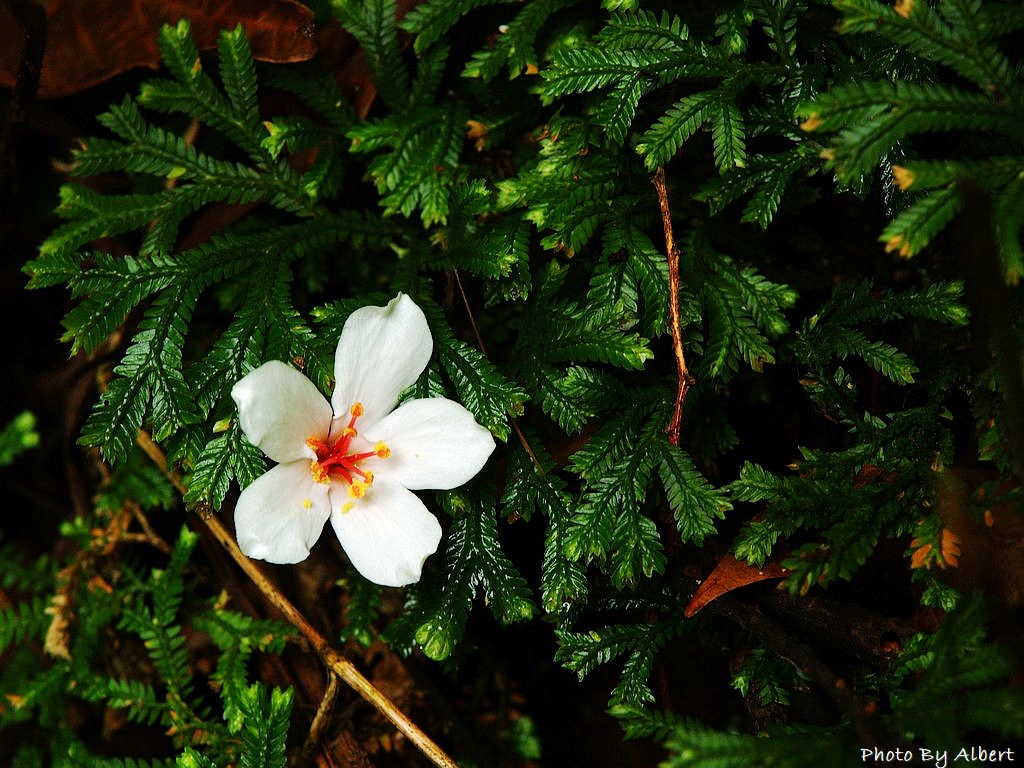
[566,412,661,575]
[350,102,466,224]
[834,0,1018,98]
[177,750,218,768]
[194,610,292,734]
[709,98,747,171]
[402,0,512,52]
[658,441,731,545]
[994,175,1024,282]
[600,10,689,52]
[217,26,260,131]
[142,22,270,162]
[542,47,672,98]
[0,596,50,654]
[555,622,673,684]
[237,685,292,768]
[533,301,653,370]
[465,0,578,81]
[331,0,409,108]
[661,721,840,767]
[80,676,164,726]
[594,74,646,144]
[417,300,527,441]
[879,185,960,258]
[749,0,806,63]
[397,493,536,660]
[80,285,201,464]
[636,91,715,171]
[501,443,587,613]
[609,505,666,586]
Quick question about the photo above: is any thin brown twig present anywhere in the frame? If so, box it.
[453,269,489,359]
[708,594,896,751]
[304,672,341,754]
[652,167,692,446]
[135,431,461,768]
[452,268,547,476]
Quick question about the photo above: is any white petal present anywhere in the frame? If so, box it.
[331,294,432,430]
[363,398,495,490]
[329,480,442,587]
[234,461,331,564]
[232,361,332,463]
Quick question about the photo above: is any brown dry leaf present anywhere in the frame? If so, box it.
[43,589,72,660]
[909,528,963,570]
[684,552,789,618]
[909,539,933,570]
[939,528,962,567]
[0,0,316,98]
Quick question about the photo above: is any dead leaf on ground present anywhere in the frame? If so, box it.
[0,0,316,98]
[684,552,790,618]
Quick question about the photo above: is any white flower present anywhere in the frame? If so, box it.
[230,294,495,587]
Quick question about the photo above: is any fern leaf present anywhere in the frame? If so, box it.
[217,26,260,132]
[403,495,536,660]
[464,0,577,81]
[0,597,50,654]
[879,185,960,258]
[709,98,746,171]
[237,685,292,768]
[80,284,202,464]
[178,750,219,768]
[994,175,1024,283]
[594,74,646,144]
[609,508,666,586]
[332,0,409,108]
[600,10,689,52]
[143,22,268,162]
[402,0,512,52]
[834,0,1018,97]
[636,91,715,171]
[658,441,731,545]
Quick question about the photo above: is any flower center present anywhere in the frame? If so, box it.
[306,402,391,501]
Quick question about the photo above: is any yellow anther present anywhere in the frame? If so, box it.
[894,0,913,18]
[310,461,329,484]
[363,471,374,486]
[303,498,312,509]
[799,115,822,132]
[342,502,354,514]
[348,481,366,499]
[342,427,357,438]
[891,165,915,191]
[374,441,391,459]
[350,402,364,417]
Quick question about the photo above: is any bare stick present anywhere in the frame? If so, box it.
[136,431,461,768]
[452,268,547,476]
[652,167,692,446]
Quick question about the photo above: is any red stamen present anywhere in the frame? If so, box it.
[305,402,390,491]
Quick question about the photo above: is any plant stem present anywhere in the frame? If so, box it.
[653,167,692,446]
[136,430,461,768]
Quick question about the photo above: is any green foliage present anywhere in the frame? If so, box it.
[13,0,1024,764]
[0,411,40,466]
[389,489,536,660]
[883,594,1024,747]
[0,596,50,655]
[556,619,677,707]
[801,0,1024,278]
